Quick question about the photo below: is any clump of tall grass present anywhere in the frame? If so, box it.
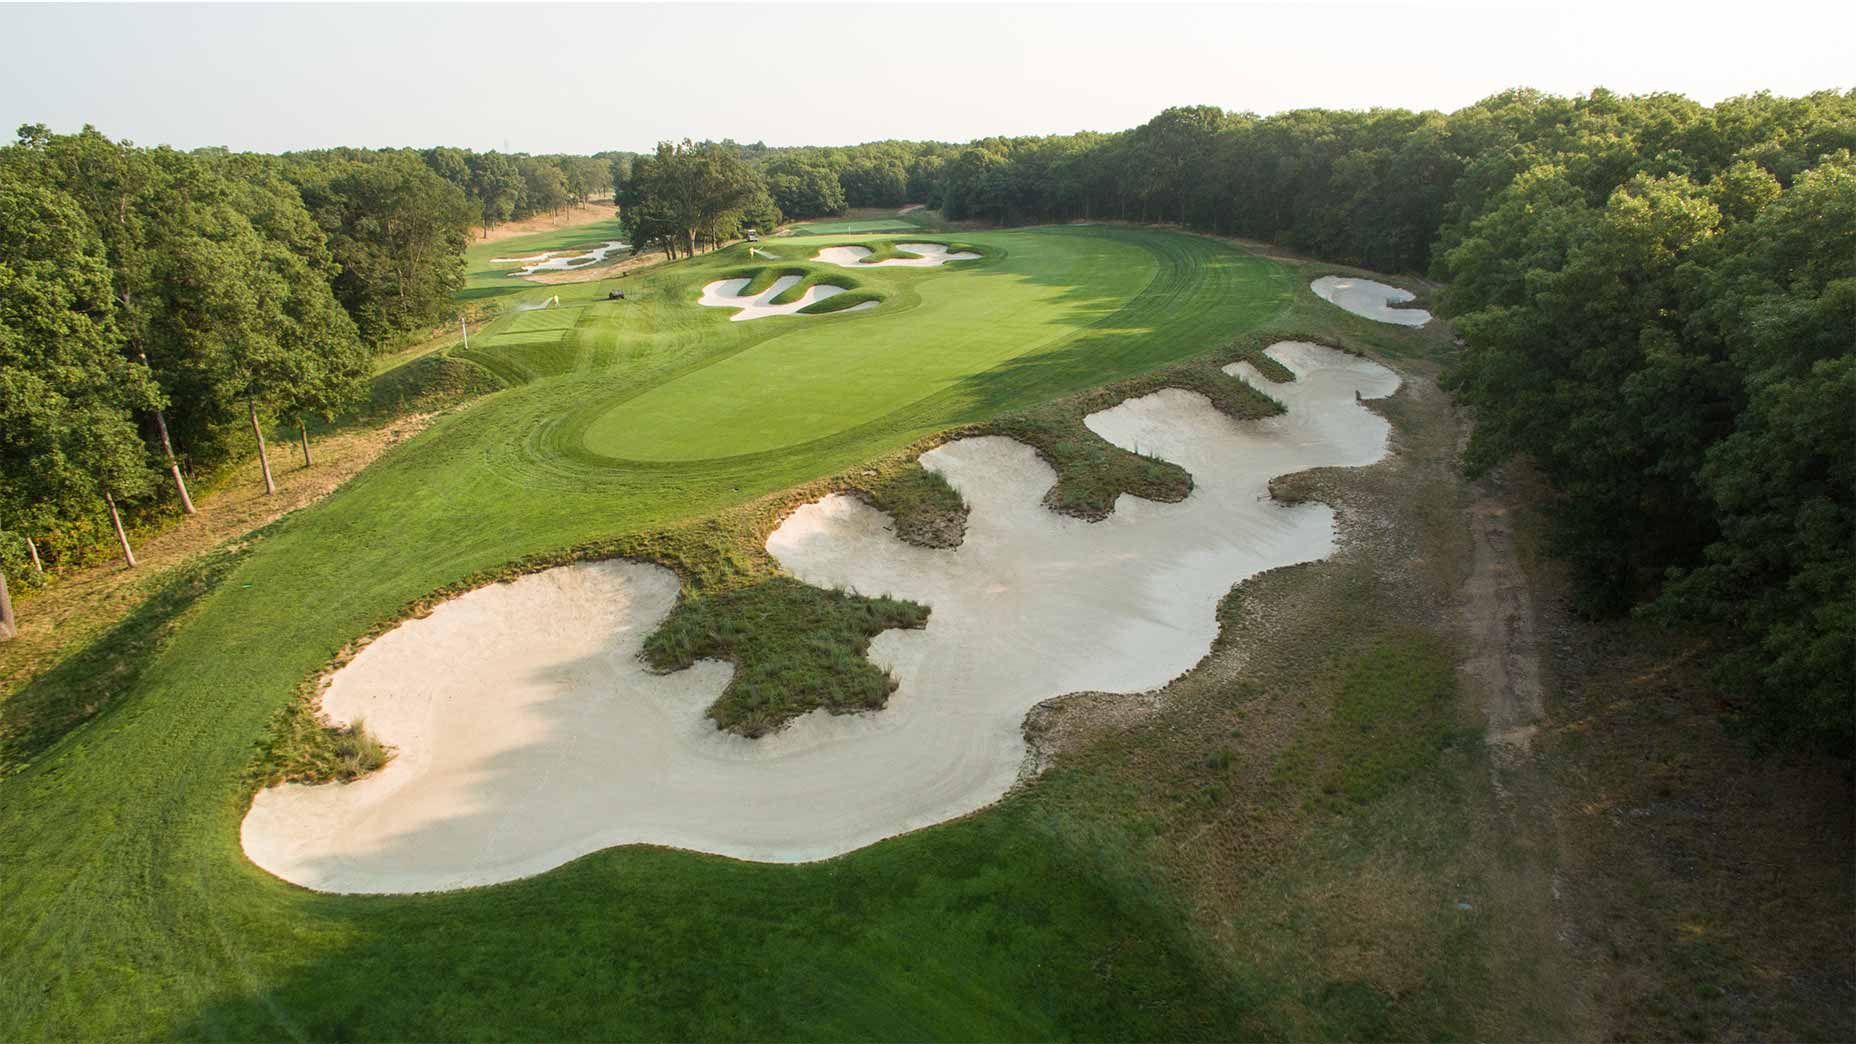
[248,693,393,788]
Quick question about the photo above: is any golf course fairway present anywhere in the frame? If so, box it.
[0,223,1437,1040]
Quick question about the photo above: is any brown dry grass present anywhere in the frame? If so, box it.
[474,199,616,244]
[1500,464,1856,1042]
[0,411,442,703]
[1013,362,1548,1038]
[1007,313,1851,1038]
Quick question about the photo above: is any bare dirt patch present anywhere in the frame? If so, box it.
[474,199,616,245]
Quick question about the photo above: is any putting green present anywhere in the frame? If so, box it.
[784,218,920,235]
[584,233,1143,460]
[566,229,1294,461]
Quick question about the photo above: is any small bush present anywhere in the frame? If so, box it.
[249,697,394,787]
[644,577,930,737]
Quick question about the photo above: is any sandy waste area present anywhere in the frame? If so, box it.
[1310,276,1431,326]
[243,342,1400,893]
[491,240,629,276]
[812,243,980,268]
[697,276,874,320]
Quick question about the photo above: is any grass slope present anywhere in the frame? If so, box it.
[579,228,1291,461]
[0,225,1465,1039]
[783,217,925,236]
[462,217,630,298]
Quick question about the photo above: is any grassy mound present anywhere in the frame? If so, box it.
[796,288,882,314]
[643,577,930,736]
[850,240,984,264]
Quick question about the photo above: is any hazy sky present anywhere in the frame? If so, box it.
[3,1,1850,154]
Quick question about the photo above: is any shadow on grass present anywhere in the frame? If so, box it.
[171,794,1262,1041]
[0,549,241,777]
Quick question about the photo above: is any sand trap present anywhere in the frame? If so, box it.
[241,342,1397,893]
[1310,276,1431,326]
[697,276,868,320]
[512,295,560,312]
[812,243,980,268]
[491,240,628,276]
[898,203,925,214]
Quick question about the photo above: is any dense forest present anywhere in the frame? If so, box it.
[3,89,1851,748]
[0,129,625,589]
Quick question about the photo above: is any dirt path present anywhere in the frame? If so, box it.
[1462,495,1545,753]
[1453,459,1590,1037]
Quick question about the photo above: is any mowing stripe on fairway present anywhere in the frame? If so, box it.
[578,228,1293,462]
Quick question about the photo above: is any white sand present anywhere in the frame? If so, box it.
[491,240,628,276]
[241,342,1398,893]
[697,276,861,321]
[1310,276,1432,326]
[811,243,981,268]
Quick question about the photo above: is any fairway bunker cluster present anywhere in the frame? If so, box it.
[811,243,981,268]
[490,239,629,276]
[697,275,876,320]
[242,343,1401,894]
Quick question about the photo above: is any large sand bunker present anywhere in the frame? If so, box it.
[242,342,1398,893]
[812,243,980,268]
[1310,276,1431,326]
[491,240,628,276]
[697,276,875,320]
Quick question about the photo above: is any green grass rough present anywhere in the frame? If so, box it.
[0,224,1464,1040]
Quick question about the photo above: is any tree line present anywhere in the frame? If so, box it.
[615,140,779,259]
[0,127,466,615]
[417,147,619,236]
[650,91,1851,749]
[5,92,1849,752]
[0,129,637,636]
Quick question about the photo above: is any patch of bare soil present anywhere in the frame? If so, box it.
[474,199,616,245]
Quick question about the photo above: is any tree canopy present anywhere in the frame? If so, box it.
[3,90,1849,746]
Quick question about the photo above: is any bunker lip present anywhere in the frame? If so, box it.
[812,243,981,268]
[697,276,863,320]
[241,342,1399,894]
[1310,275,1432,326]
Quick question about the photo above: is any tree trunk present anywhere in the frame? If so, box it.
[0,565,15,641]
[150,406,196,515]
[25,536,43,576]
[131,341,196,515]
[298,417,313,468]
[104,491,136,568]
[250,399,276,495]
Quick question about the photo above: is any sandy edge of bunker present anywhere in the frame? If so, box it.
[1310,275,1432,326]
[242,343,1400,894]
